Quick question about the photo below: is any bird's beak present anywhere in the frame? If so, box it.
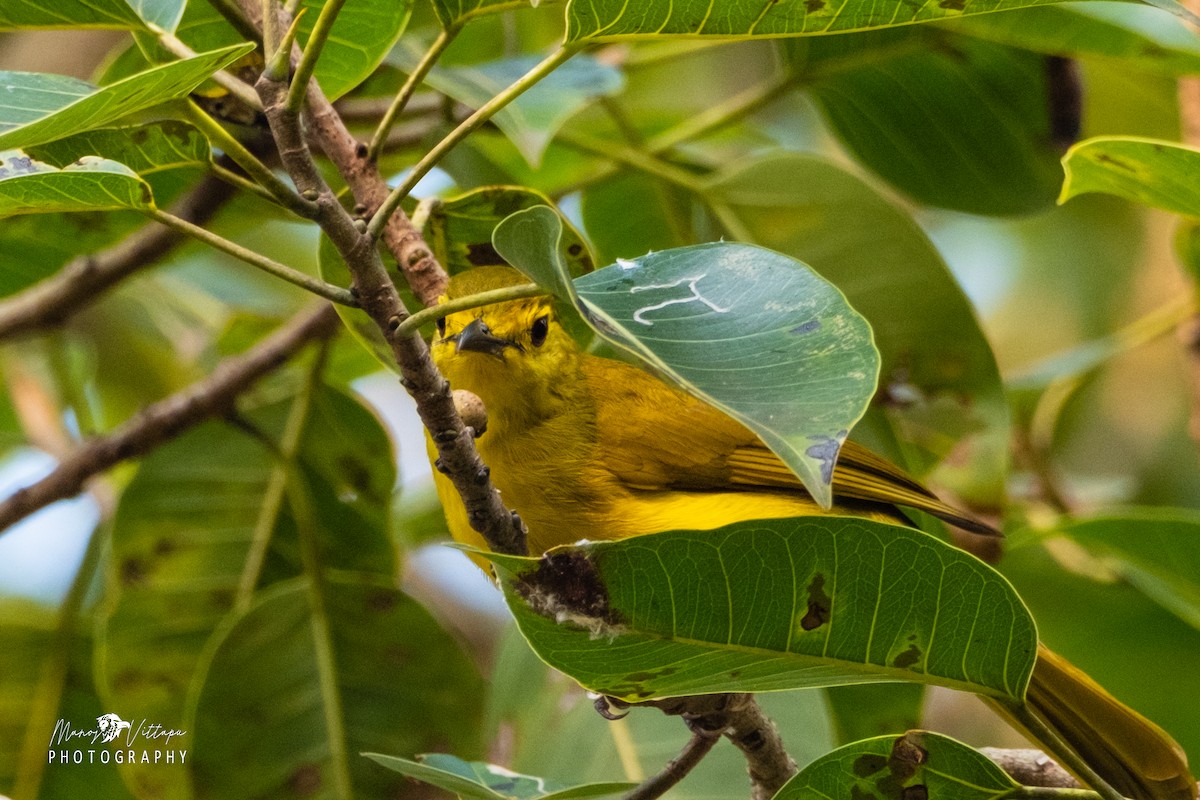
[454,318,519,357]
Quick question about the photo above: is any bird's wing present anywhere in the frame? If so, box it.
[584,355,996,535]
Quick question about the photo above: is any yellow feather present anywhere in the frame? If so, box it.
[427,267,1195,800]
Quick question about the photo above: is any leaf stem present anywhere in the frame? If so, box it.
[286,0,347,112]
[367,26,461,162]
[145,208,358,306]
[366,45,577,240]
[555,129,706,194]
[154,28,263,111]
[12,518,108,800]
[396,283,544,339]
[1003,700,1125,800]
[184,101,318,217]
[208,162,287,206]
[285,341,355,800]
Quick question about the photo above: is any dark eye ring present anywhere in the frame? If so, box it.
[435,316,446,337]
[530,315,549,347]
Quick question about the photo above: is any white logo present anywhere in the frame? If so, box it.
[96,714,131,743]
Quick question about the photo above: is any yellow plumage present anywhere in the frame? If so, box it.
[427,266,1194,800]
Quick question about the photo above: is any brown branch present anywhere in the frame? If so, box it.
[0,172,235,340]
[247,4,525,556]
[0,304,338,534]
[606,694,797,800]
[980,748,1081,789]
[623,730,720,800]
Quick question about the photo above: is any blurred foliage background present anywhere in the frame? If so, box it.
[2,1,1200,798]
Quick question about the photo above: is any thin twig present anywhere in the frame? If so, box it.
[366,26,460,162]
[144,208,358,305]
[286,0,345,111]
[396,283,543,338]
[622,731,719,800]
[0,305,338,534]
[248,0,527,555]
[0,172,236,340]
[366,46,576,240]
[154,28,263,111]
[606,694,797,800]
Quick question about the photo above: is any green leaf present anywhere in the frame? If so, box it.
[0,0,146,30]
[1060,136,1200,216]
[949,3,1200,75]
[564,0,1200,41]
[803,35,1062,215]
[775,731,1020,800]
[432,0,530,27]
[0,44,254,151]
[190,576,483,800]
[128,0,186,31]
[824,683,925,744]
[98,387,395,800]
[26,120,211,174]
[703,154,1007,496]
[389,43,623,166]
[0,604,139,800]
[1056,510,1200,630]
[492,517,1037,702]
[423,186,596,277]
[0,151,154,216]
[492,205,880,507]
[580,172,694,267]
[364,753,635,800]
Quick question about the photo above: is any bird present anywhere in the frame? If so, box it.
[426,265,1194,800]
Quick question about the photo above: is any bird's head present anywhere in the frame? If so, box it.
[431,266,581,431]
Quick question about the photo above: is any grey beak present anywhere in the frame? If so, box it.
[455,318,518,357]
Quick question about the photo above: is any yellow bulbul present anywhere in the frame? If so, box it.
[427,266,1194,800]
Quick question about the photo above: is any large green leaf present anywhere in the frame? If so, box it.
[800,35,1062,215]
[98,387,395,800]
[190,576,484,800]
[389,43,623,166]
[1060,136,1200,216]
[489,518,1037,701]
[775,731,1020,800]
[0,0,146,30]
[564,0,1200,41]
[492,205,880,507]
[129,0,186,31]
[0,44,254,151]
[0,151,153,216]
[950,3,1200,75]
[1056,510,1200,630]
[0,604,138,800]
[364,753,635,800]
[703,153,1008,498]
[26,121,211,174]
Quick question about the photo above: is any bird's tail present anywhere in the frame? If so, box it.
[991,644,1195,800]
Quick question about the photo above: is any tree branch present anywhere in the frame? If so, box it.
[622,730,720,800]
[247,2,526,555]
[0,172,236,340]
[605,694,797,800]
[0,304,338,534]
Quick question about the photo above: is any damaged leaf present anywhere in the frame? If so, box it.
[484,517,1037,702]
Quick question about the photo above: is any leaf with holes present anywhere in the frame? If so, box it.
[485,518,1037,702]
[1060,136,1200,216]
[0,151,153,216]
[774,731,1021,800]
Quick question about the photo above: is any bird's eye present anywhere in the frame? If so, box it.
[530,315,549,347]
[435,316,446,337]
